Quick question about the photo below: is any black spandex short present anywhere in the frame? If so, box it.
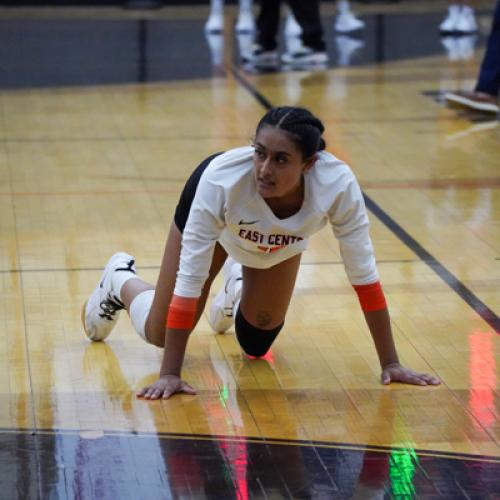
[174,152,223,233]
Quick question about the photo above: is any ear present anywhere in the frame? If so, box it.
[302,154,317,173]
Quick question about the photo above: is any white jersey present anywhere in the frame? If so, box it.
[174,146,379,298]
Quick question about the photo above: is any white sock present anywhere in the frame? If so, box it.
[338,0,350,15]
[206,32,224,66]
[239,0,252,14]
[112,271,138,302]
[129,289,155,342]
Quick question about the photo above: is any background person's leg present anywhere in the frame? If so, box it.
[256,0,281,50]
[475,0,500,96]
[445,1,500,113]
[287,0,325,52]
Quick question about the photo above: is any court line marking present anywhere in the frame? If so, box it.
[0,260,421,274]
[364,195,500,333]
[0,427,499,464]
[231,66,500,334]
[3,146,40,436]
[361,178,500,189]
[1,178,496,198]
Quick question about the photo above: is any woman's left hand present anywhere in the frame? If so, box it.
[381,363,441,386]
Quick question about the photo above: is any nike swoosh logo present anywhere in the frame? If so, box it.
[238,219,259,225]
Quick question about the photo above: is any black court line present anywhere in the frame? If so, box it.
[231,66,500,334]
[2,428,499,464]
[231,67,273,110]
[364,195,500,333]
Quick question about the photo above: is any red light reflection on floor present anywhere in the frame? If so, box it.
[468,331,496,430]
[219,440,249,500]
[246,350,275,363]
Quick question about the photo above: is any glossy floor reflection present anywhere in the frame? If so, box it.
[0,2,499,499]
[1,429,499,499]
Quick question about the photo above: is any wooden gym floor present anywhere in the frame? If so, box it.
[0,1,499,498]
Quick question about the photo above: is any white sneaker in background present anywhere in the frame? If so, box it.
[284,33,303,56]
[281,46,328,66]
[335,35,364,66]
[205,32,224,66]
[441,36,461,61]
[457,35,477,60]
[241,44,279,65]
[205,12,224,33]
[208,258,242,333]
[455,6,477,33]
[284,10,302,37]
[335,12,365,33]
[439,5,460,33]
[235,11,255,33]
[82,252,136,342]
[237,32,254,60]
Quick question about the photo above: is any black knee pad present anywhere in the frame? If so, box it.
[235,308,284,357]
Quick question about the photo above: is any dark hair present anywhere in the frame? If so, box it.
[255,106,326,159]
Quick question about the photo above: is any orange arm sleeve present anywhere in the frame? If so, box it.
[166,295,198,330]
[352,281,387,312]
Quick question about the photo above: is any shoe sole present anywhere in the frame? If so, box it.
[81,299,96,341]
[281,53,328,65]
[82,297,106,342]
[445,94,499,113]
[281,58,328,67]
[208,258,240,333]
[81,260,111,341]
[335,26,364,33]
[242,56,278,65]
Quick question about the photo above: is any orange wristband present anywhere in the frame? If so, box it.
[166,295,198,330]
[353,281,387,312]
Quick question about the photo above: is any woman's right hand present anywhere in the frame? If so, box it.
[137,374,197,400]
